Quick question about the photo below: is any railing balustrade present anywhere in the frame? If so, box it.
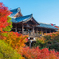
[18,31,42,37]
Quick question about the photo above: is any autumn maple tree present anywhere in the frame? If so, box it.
[0,2,28,51]
[0,2,28,59]
[0,2,12,31]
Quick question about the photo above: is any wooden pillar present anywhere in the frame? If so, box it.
[15,24,17,32]
[22,23,24,34]
[29,40,32,48]
[15,28,17,32]
[29,41,31,48]
[41,28,43,35]
[36,28,38,34]
[45,29,47,34]
[32,26,35,36]
[50,30,51,33]
[26,27,28,35]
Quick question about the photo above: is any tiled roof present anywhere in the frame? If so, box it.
[37,22,58,30]
[10,8,58,30]
[11,14,32,23]
[9,7,20,17]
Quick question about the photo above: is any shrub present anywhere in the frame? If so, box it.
[44,32,59,42]
[44,32,59,40]
[34,32,59,51]
[20,47,59,59]
[0,40,23,59]
[44,32,59,51]
[0,32,28,51]
[33,37,46,49]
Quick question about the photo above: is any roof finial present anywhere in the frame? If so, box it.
[31,14,33,17]
[17,7,21,12]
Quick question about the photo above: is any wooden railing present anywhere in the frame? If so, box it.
[22,31,42,37]
[18,31,42,37]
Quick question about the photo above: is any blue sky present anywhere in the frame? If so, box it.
[0,0,59,26]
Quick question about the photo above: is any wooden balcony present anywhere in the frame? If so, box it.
[22,31,42,37]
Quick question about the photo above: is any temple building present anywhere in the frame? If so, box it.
[10,7,58,37]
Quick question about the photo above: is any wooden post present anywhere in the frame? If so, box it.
[29,40,32,48]
[15,28,17,32]
[29,41,31,48]
[50,30,51,33]
[36,28,38,34]
[32,26,35,36]
[41,28,43,35]
[15,24,17,32]
[22,23,24,34]
[46,29,47,34]
[26,27,28,31]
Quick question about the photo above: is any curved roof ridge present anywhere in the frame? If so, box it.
[9,7,21,17]
[10,7,20,12]
[37,22,58,30]
[39,22,51,25]
[11,14,33,23]
[16,14,33,19]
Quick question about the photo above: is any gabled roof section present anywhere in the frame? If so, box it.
[9,7,21,17]
[32,17,40,25]
[11,14,33,23]
[37,22,58,30]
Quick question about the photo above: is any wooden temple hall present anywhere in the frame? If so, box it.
[10,7,58,37]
